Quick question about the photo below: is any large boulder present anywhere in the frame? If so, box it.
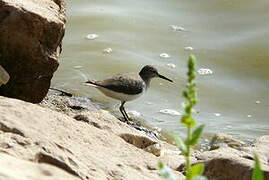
[196,143,269,180]
[0,0,66,103]
[0,95,185,179]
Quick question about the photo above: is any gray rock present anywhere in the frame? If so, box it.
[0,0,66,103]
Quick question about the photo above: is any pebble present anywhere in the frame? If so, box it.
[103,48,113,54]
[184,46,194,51]
[198,68,213,75]
[159,109,181,116]
[169,25,186,32]
[255,100,261,104]
[166,63,176,68]
[85,34,99,40]
[159,53,170,59]
[247,115,252,118]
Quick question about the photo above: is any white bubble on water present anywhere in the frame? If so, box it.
[166,63,176,68]
[159,53,170,59]
[226,125,232,129]
[159,109,182,116]
[146,102,153,105]
[184,46,194,51]
[85,34,99,40]
[198,68,213,75]
[169,25,186,32]
[103,48,112,54]
[128,110,141,118]
[73,66,83,69]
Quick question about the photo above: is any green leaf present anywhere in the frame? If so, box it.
[174,136,188,155]
[181,115,196,127]
[187,125,205,146]
[189,163,205,179]
[158,162,177,180]
[158,161,164,169]
[184,104,192,114]
[252,154,264,180]
[183,91,189,99]
[188,55,196,66]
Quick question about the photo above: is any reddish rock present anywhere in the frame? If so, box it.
[0,0,66,103]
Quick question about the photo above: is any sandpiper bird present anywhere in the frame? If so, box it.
[85,65,173,121]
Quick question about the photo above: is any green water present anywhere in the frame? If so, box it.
[53,0,269,140]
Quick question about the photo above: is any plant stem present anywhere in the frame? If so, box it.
[186,125,192,180]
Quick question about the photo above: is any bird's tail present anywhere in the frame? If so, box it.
[82,80,100,88]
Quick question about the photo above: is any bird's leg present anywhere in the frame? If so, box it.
[120,101,129,121]
[119,101,129,121]
[122,105,130,120]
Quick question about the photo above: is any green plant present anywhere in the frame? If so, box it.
[159,55,266,180]
[252,154,264,180]
[159,55,206,180]
[158,162,177,180]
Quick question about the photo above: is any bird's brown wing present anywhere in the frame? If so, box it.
[96,73,144,95]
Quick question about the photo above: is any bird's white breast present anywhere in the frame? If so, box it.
[98,86,145,102]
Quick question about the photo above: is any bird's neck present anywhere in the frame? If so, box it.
[139,74,152,89]
[145,79,152,90]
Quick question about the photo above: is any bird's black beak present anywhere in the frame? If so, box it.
[158,74,173,83]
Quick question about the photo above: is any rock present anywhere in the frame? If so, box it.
[253,136,269,160]
[0,0,66,103]
[209,134,246,150]
[0,153,80,180]
[73,114,90,123]
[0,96,184,179]
[144,143,162,157]
[119,133,157,149]
[196,147,269,180]
[204,156,253,180]
[240,135,269,166]
[159,154,185,171]
[0,65,9,86]
[41,90,98,114]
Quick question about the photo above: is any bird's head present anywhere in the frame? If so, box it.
[139,65,173,82]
